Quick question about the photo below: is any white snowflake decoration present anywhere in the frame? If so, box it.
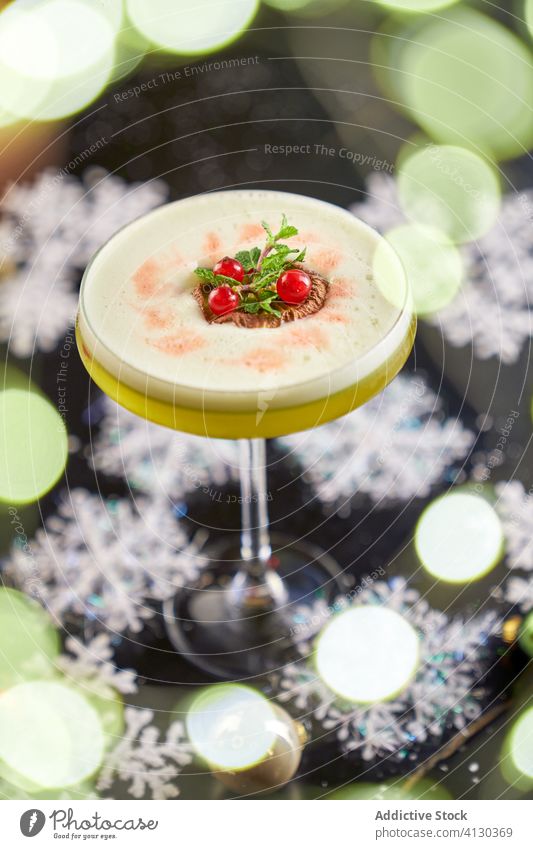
[430,272,532,365]
[352,172,404,235]
[0,167,167,357]
[352,175,533,364]
[89,397,240,500]
[0,264,77,358]
[97,707,193,800]
[57,633,138,697]
[278,578,499,761]
[278,373,474,509]
[495,480,533,571]
[498,575,533,613]
[5,488,204,634]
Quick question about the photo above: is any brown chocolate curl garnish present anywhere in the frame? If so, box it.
[192,266,329,328]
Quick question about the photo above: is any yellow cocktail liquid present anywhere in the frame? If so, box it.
[76,318,416,439]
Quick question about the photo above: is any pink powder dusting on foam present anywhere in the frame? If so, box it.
[230,346,285,373]
[150,331,206,356]
[169,248,185,265]
[328,277,353,299]
[285,323,329,348]
[133,258,162,299]
[311,249,342,273]
[203,232,222,255]
[299,230,321,245]
[239,223,265,242]
[320,308,350,325]
[143,307,172,330]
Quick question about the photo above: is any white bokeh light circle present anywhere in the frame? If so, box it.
[416,492,504,583]
[186,685,278,771]
[0,681,105,790]
[0,0,116,121]
[315,606,420,703]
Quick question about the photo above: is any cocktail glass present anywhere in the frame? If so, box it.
[76,190,415,679]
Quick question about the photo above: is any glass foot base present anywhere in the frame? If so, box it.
[163,535,349,680]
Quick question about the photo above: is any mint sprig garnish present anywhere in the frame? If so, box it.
[234,247,261,271]
[194,214,306,317]
[193,267,242,287]
[242,289,282,318]
[262,214,298,244]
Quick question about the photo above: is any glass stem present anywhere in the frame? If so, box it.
[239,438,272,567]
[229,438,287,612]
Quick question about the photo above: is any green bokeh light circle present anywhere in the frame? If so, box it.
[109,20,148,83]
[397,144,501,244]
[374,224,463,316]
[263,0,316,9]
[0,681,105,790]
[509,707,533,779]
[327,779,452,800]
[527,1,533,39]
[400,9,533,161]
[0,389,68,505]
[518,612,533,658]
[126,0,259,56]
[376,0,460,11]
[0,588,60,690]
[263,0,349,15]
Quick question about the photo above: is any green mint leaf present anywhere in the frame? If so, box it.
[240,288,282,317]
[275,213,298,242]
[252,271,281,289]
[258,253,298,279]
[242,301,261,314]
[261,216,298,247]
[214,274,241,287]
[234,250,251,268]
[274,213,288,238]
[261,220,274,243]
[260,302,282,317]
[260,260,284,278]
[194,267,217,283]
[276,225,298,241]
[273,244,300,259]
[235,247,261,270]
[257,290,279,302]
[262,248,294,269]
[194,268,239,287]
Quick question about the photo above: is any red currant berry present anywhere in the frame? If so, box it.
[208,285,239,316]
[213,256,245,283]
[276,269,312,304]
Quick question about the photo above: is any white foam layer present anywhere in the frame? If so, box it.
[79,190,411,412]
